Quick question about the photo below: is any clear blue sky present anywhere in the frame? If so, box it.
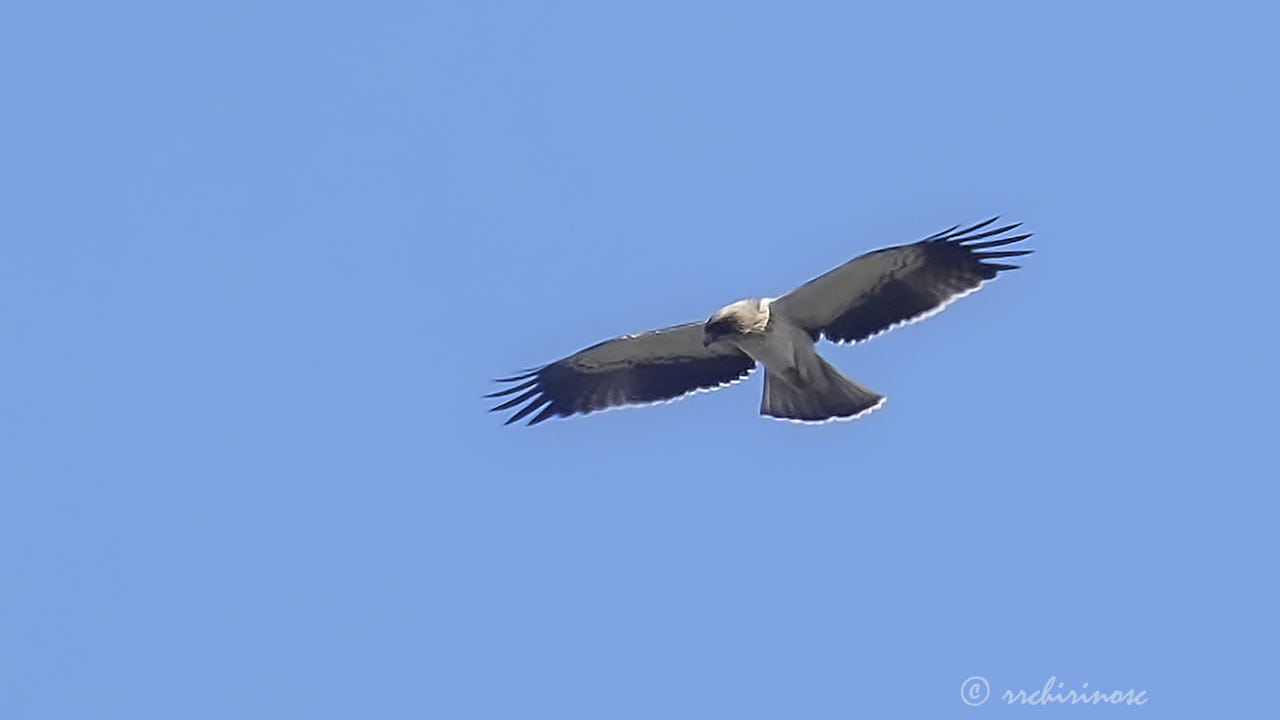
[2,1,1277,717]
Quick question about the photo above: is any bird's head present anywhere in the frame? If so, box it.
[703,316,734,346]
[703,301,755,346]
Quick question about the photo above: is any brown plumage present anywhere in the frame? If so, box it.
[489,218,1032,425]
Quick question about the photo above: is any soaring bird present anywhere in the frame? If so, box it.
[489,218,1032,425]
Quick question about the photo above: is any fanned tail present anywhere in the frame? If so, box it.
[760,356,884,423]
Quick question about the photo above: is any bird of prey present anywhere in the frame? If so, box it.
[488,218,1032,425]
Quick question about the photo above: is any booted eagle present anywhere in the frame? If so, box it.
[489,218,1032,425]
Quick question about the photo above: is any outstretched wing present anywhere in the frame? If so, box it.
[488,323,756,425]
[771,218,1032,344]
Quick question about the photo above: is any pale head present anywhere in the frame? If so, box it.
[703,298,770,346]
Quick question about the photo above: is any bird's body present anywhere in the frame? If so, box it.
[729,303,799,384]
[710,298,887,422]
[489,218,1033,425]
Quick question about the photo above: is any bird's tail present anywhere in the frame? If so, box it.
[760,356,885,423]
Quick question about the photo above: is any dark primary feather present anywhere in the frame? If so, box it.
[775,218,1033,344]
[488,323,757,425]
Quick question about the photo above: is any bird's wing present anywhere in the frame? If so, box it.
[771,218,1032,344]
[488,322,757,425]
